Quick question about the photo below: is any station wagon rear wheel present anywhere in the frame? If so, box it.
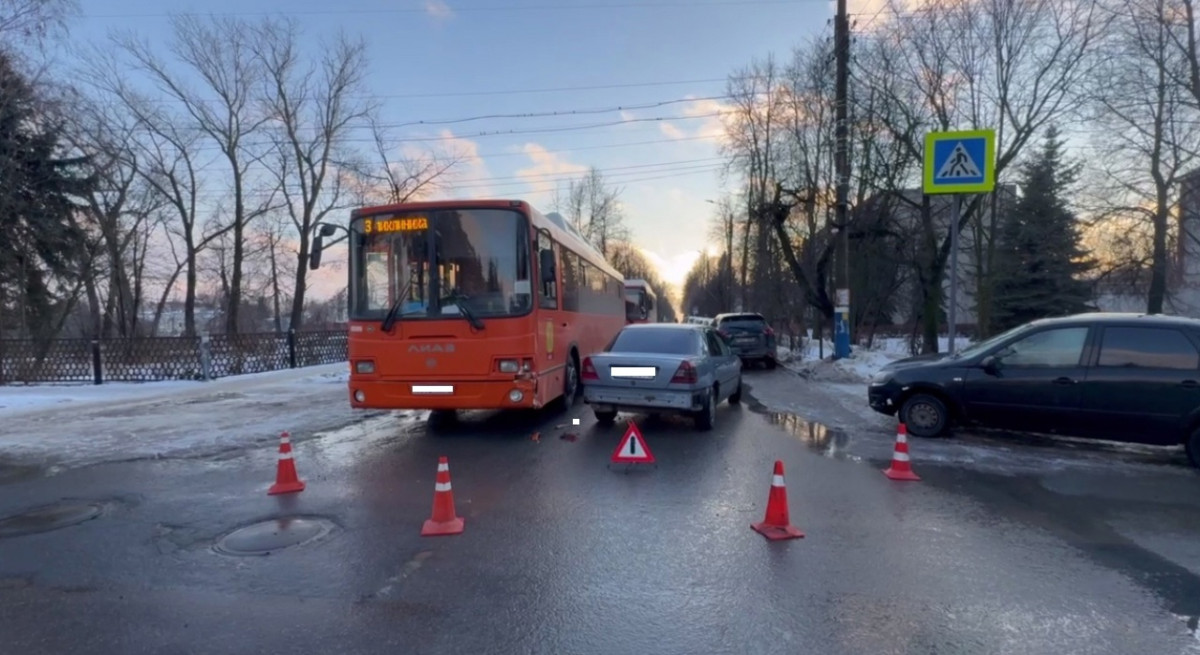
[729,377,742,405]
[1186,427,1200,469]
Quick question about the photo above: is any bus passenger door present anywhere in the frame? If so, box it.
[535,232,565,403]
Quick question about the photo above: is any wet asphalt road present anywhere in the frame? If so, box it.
[2,374,1200,654]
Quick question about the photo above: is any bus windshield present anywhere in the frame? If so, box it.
[624,287,654,322]
[349,208,532,321]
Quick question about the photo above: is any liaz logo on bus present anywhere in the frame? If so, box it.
[365,216,428,233]
[409,344,455,353]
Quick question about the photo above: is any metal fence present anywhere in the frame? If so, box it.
[0,329,348,385]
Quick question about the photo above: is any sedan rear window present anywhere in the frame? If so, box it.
[718,315,767,329]
[609,329,699,355]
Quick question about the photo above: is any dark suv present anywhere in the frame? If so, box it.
[713,312,777,369]
[867,313,1200,467]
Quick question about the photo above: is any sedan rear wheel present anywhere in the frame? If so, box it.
[594,410,616,426]
[728,376,742,405]
[694,386,716,431]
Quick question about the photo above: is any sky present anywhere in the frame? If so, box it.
[61,0,885,299]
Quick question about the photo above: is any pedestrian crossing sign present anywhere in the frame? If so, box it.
[923,129,995,194]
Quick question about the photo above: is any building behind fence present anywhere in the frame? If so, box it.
[0,329,348,385]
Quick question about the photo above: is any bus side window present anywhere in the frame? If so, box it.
[537,232,558,309]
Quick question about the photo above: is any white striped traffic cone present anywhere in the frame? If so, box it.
[882,423,921,481]
[268,431,306,495]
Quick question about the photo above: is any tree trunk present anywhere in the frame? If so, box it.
[184,245,198,336]
[1148,205,1170,314]
[227,169,246,335]
[289,231,310,332]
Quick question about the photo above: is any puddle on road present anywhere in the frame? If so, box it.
[0,501,105,538]
[212,516,336,556]
[0,461,42,485]
[764,412,857,461]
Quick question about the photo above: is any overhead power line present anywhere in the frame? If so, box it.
[86,0,816,19]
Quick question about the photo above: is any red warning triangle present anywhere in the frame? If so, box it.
[611,421,655,464]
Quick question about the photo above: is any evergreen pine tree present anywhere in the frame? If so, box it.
[0,49,95,336]
[991,126,1094,331]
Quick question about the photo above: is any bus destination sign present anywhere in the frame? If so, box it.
[365,216,428,233]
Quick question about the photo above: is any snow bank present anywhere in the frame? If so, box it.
[0,363,367,471]
[778,336,973,383]
[0,363,349,419]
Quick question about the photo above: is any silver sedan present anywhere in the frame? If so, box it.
[580,323,743,430]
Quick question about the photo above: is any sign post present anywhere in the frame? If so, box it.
[923,129,996,354]
[834,288,850,360]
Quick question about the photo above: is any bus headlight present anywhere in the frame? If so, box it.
[509,389,524,403]
[355,360,375,374]
[498,359,519,373]
[354,390,365,402]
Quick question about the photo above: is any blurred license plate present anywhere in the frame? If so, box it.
[611,366,656,378]
[736,336,756,343]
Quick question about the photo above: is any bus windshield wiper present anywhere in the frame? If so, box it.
[380,283,413,333]
[444,291,485,331]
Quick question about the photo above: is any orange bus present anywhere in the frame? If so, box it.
[311,199,627,416]
[623,278,657,324]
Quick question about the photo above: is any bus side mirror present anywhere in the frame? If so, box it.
[319,223,338,237]
[539,249,556,282]
[309,235,324,270]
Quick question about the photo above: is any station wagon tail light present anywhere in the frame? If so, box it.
[355,360,375,374]
[763,326,774,336]
[671,361,698,384]
[718,329,730,338]
[581,357,599,381]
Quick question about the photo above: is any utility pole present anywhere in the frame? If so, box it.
[833,0,852,360]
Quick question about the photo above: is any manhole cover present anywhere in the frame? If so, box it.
[0,502,104,538]
[213,517,335,556]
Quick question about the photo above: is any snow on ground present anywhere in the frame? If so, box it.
[776,336,972,384]
[0,363,401,472]
[1,363,347,417]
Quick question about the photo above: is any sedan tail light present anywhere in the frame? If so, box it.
[764,326,775,336]
[718,329,730,339]
[670,360,698,384]
[581,357,599,381]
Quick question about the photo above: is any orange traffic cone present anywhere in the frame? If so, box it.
[883,423,921,481]
[268,431,306,495]
[421,456,464,536]
[751,460,804,540]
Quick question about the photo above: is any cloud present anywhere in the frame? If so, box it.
[424,0,454,20]
[659,122,686,140]
[514,143,588,198]
[656,96,730,145]
[400,130,491,199]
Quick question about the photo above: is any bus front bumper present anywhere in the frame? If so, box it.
[348,376,541,410]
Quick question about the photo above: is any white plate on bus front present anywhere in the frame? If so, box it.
[610,366,657,379]
[412,385,454,394]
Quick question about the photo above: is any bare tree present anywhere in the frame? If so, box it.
[1088,0,1199,314]
[115,15,274,334]
[63,91,171,338]
[857,0,1101,352]
[364,114,462,205]
[554,167,628,257]
[0,0,74,43]
[251,18,372,331]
